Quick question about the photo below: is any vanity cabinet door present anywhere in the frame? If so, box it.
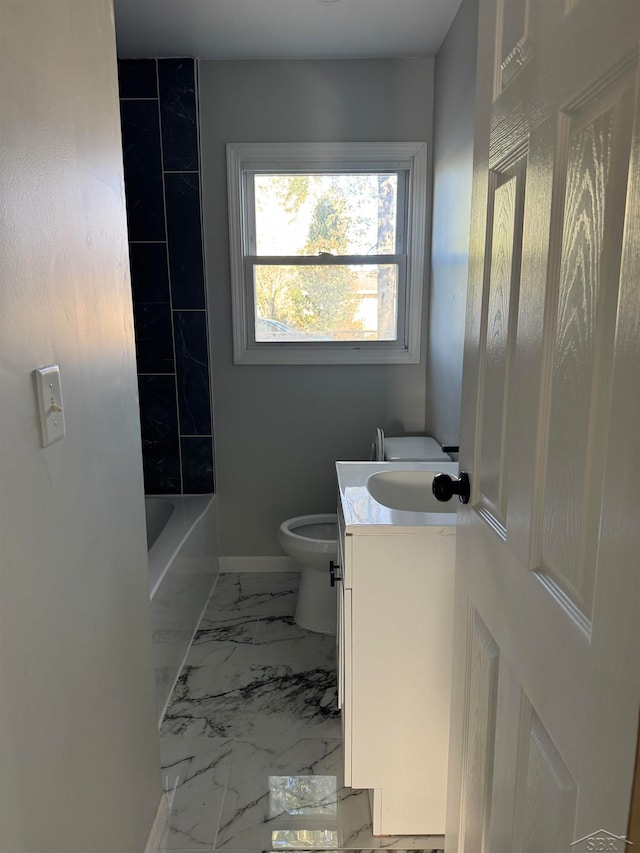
[349,532,454,834]
[342,584,352,787]
[337,512,346,710]
[337,572,343,711]
[336,508,353,785]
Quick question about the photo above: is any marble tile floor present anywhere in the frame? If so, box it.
[158,571,443,853]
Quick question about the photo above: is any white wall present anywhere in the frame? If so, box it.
[0,2,162,850]
[426,0,479,446]
[199,59,434,555]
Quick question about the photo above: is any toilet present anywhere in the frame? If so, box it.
[280,431,452,635]
[370,427,453,462]
[278,513,338,634]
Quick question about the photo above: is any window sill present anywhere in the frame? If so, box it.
[234,344,421,366]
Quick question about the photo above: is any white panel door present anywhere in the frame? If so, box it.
[445,0,640,849]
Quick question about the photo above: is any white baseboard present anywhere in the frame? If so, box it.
[219,556,298,573]
[144,792,170,853]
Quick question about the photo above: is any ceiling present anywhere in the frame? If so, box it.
[113,0,463,60]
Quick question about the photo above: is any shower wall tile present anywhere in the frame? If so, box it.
[119,100,165,242]
[138,375,181,494]
[174,311,212,436]
[181,438,215,494]
[118,59,158,99]
[165,172,206,309]
[118,59,158,100]
[158,59,199,171]
[133,303,175,374]
[129,243,170,304]
[119,58,215,495]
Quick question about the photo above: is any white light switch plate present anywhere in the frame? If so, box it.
[34,365,66,446]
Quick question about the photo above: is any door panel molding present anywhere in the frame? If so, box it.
[477,159,526,535]
[512,700,577,852]
[531,69,635,623]
[458,606,500,853]
[493,0,534,98]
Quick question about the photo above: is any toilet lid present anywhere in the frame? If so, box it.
[383,436,451,461]
[370,427,385,462]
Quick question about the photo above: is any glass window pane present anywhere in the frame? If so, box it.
[254,264,398,342]
[254,173,398,256]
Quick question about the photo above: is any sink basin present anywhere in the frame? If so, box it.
[366,470,457,514]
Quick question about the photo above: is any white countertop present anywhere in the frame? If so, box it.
[336,460,460,535]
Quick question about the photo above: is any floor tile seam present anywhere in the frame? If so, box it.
[172,662,260,698]
[202,570,224,614]
[161,736,238,851]
[158,736,237,801]
[250,615,313,643]
[249,616,260,647]
[217,734,346,773]
[159,845,217,853]
[246,616,270,665]
[208,735,239,853]
[179,661,255,677]
[229,734,345,748]
[171,659,338,676]
[160,726,343,742]
[211,731,279,853]
[200,609,287,626]
[163,687,343,716]
[189,618,261,662]
[195,614,262,632]
[159,734,237,745]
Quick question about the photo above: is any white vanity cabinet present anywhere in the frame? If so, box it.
[336,461,458,837]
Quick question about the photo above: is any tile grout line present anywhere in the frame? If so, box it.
[210,734,239,853]
[155,59,185,493]
[192,58,217,494]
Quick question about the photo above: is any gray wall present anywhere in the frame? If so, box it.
[0,2,162,850]
[426,0,479,447]
[199,59,434,555]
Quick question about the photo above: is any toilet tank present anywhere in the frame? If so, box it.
[371,429,452,462]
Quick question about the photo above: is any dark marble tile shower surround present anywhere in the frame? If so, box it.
[119,59,214,494]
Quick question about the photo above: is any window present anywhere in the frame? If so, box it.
[226,142,427,364]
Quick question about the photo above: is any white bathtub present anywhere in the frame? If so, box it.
[145,495,219,724]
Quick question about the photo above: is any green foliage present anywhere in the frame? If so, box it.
[254,265,297,323]
[304,189,350,254]
[280,174,309,218]
[280,184,360,337]
[287,264,361,338]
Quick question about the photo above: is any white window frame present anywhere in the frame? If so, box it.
[226,141,428,365]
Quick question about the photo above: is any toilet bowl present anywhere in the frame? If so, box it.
[278,514,338,634]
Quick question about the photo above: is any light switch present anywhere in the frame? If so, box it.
[34,365,66,446]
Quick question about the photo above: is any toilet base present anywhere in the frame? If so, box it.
[294,566,337,634]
